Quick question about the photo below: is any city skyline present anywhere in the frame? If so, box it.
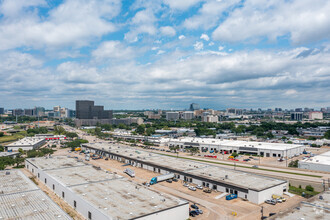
[0,0,330,109]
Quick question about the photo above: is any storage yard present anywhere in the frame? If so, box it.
[25,156,189,220]
[82,142,288,205]
[164,137,306,158]
[0,170,71,220]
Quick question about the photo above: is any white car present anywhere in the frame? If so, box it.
[196,185,203,189]
[183,183,189,187]
[188,186,196,191]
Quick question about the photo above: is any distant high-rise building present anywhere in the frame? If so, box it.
[13,109,24,116]
[34,107,45,117]
[76,100,112,119]
[309,111,323,120]
[291,112,303,121]
[166,112,179,121]
[24,109,34,116]
[189,103,200,111]
[0,107,4,114]
[181,111,194,120]
[295,108,303,112]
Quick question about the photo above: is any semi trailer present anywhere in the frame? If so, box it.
[150,173,174,185]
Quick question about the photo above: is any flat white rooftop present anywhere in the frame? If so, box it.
[6,137,44,146]
[0,151,20,157]
[30,156,188,219]
[300,151,330,166]
[86,143,287,191]
[71,178,185,219]
[167,137,304,151]
[0,170,71,220]
[28,156,86,170]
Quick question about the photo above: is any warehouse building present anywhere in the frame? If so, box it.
[25,156,189,220]
[6,137,45,151]
[163,137,305,158]
[0,151,20,158]
[299,151,330,172]
[0,170,71,220]
[82,143,288,204]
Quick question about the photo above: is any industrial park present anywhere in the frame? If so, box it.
[1,0,330,219]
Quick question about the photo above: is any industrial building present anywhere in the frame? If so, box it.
[166,112,180,121]
[299,151,330,172]
[0,170,71,220]
[0,151,20,158]
[163,137,305,158]
[82,143,288,204]
[25,156,189,220]
[6,137,45,151]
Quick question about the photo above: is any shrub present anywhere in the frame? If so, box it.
[305,185,314,192]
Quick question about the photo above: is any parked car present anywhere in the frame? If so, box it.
[172,178,178,182]
[189,210,199,217]
[276,198,283,203]
[252,165,259,168]
[189,186,197,191]
[265,199,276,205]
[243,159,250,162]
[191,204,199,209]
[203,188,211,193]
[196,185,203,189]
[196,209,203,214]
[166,179,172,183]
[183,183,189,187]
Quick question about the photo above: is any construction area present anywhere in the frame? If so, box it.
[0,169,71,220]
[25,156,189,220]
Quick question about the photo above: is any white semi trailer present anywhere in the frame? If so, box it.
[150,173,174,185]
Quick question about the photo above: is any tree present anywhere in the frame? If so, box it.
[54,126,66,135]
[288,160,299,167]
[324,130,330,140]
[146,127,155,136]
[288,127,299,135]
[66,132,78,139]
[170,146,180,157]
[18,148,24,154]
[136,125,145,134]
[187,147,199,155]
[0,132,4,137]
[305,185,314,192]
[266,132,274,139]
[0,145,4,152]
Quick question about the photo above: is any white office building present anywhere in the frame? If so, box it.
[166,112,180,121]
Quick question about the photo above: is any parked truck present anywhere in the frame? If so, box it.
[124,168,135,178]
[150,173,175,185]
[226,194,238,200]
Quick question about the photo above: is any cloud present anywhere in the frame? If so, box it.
[200,34,209,41]
[193,41,204,50]
[163,0,203,10]
[92,41,135,61]
[178,35,186,40]
[0,0,121,50]
[160,26,176,36]
[183,0,240,30]
[212,0,330,44]
[218,46,224,51]
[125,9,157,42]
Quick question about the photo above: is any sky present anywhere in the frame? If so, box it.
[0,0,330,110]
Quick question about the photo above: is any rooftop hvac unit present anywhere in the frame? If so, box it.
[225,175,228,179]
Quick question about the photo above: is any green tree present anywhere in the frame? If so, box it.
[0,132,4,137]
[288,160,299,167]
[146,127,155,136]
[54,126,66,135]
[288,127,299,135]
[66,132,78,139]
[324,130,330,140]
[136,125,145,134]
[187,147,199,155]
[18,148,24,154]
[0,145,4,152]
[305,185,314,192]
